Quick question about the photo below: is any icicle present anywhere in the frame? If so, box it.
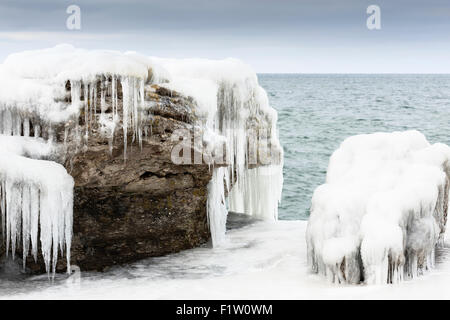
[112,75,117,118]
[138,79,144,149]
[229,165,282,220]
[6,181,22,259]
[12,111,21,136]
[133,78,139,144]
[63,187,73,274]
[22,185,31,269]
[30,186,39,262]
[121,76,130,159]
[100,79,106,118]
[47,127,54,143]
[23,117,30,137]
[70,80,81,109]
[69,80,82,151]
[2,109,12,136]
[207,167,228,246]
[84,82,89,140]
[33,124,41,138]
[89,81,94,131]
[0,182,5,240]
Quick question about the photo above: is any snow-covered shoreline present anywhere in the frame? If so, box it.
[3,219,450,300]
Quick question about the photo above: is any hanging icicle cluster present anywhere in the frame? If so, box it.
[206,80,284,246]
[0,151,73,274]
[68,75,146,158]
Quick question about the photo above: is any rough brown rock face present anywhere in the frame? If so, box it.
[67,136,211,271]
[68,151,211,271]
[19,80,214,273]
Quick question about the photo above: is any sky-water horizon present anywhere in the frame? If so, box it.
[1,0,450,73]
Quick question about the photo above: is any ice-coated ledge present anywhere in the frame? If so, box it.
[307,130,450,284]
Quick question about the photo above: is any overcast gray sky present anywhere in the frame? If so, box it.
[0,0,449,73]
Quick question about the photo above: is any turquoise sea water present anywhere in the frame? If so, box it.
[259,74,450,220]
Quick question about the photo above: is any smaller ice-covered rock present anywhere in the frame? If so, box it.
[307,130,450,284]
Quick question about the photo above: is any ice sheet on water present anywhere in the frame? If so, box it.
[3,220,450,299]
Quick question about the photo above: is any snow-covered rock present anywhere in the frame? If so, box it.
[307,130,450,284]
[0,45,283,272]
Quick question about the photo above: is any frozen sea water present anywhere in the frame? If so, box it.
[3,216,450,299]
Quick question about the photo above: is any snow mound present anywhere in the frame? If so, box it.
[307,131,450,284]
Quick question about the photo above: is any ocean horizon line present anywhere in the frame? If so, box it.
[257,72,450,75]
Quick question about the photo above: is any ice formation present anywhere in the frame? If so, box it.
[0,137,73,274]
[307,130,450,284]
[0,44,283,259]
[155,58,283,245]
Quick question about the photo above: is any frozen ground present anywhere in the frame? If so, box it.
[1,215,450,299]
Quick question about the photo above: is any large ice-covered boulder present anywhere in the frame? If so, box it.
[307,131,450,284]
[0,45,283,273]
